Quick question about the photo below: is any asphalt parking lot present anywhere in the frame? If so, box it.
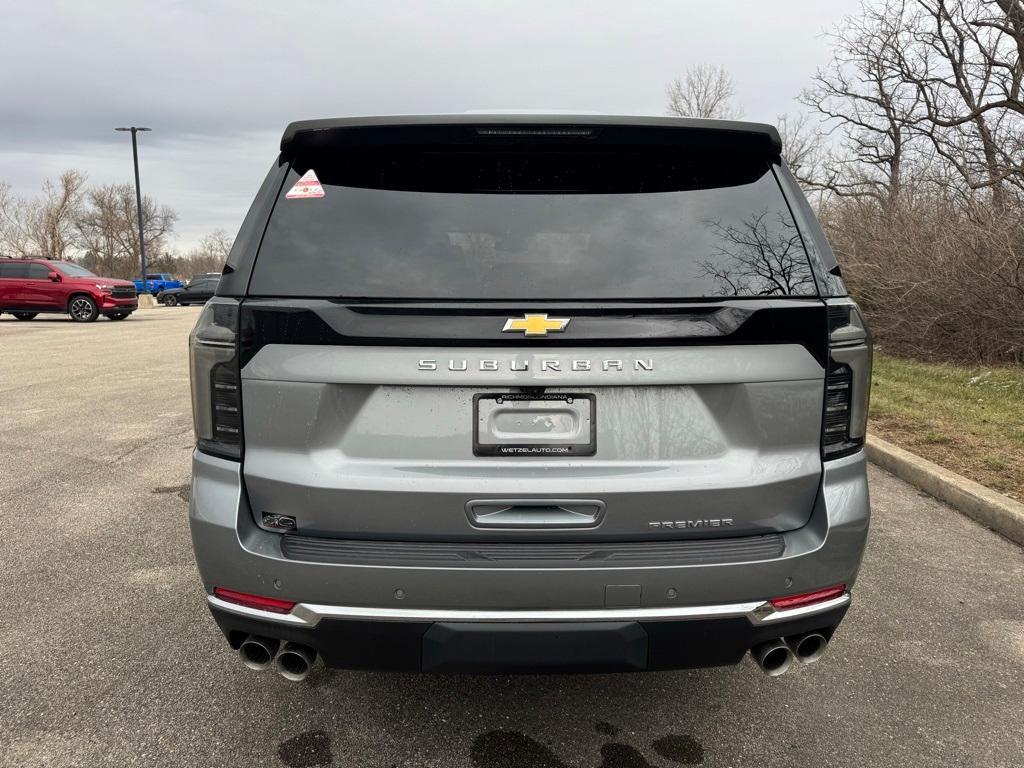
[1,307,1022,768]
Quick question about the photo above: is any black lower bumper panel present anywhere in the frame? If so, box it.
[423,621,648,673]
[209,604,848,674]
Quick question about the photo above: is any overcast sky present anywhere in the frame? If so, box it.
[0,0,861,250]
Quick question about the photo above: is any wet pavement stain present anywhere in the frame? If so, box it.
[597,742,657,768]
[278,730,333,767]
[471,731,570,768]
[652,734,704,765]
[595,722,620,737]
[151,483,190,503]
[471,729,702,768]
[471,729,704,768]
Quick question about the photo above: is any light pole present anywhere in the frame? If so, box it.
[115,126,152,293]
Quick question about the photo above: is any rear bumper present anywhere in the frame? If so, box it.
[208,599,849,673]
[189,449,869,672]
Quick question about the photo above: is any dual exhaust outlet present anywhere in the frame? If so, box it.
[238,635,317,682]
[751,632,828,677]
[239,631,824,679]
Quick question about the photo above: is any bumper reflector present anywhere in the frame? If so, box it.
[213,587,296,614]
[769,585,846,611]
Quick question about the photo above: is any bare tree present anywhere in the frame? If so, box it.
[37,170,87,259]
[77,183,177,279]
[194,229,232,261]
[801,0,922,209]
[0,170,87,259]
[666,64,743,120]
[795,0,1024,363]
[184,229,233,274]
[143,230,233,278]
[776,112,830,191]
[0,195,37,258]
[800,0,1024,204]
[903,0,1024,122]
[0,181,20,257]
[893,0,1024,203]
[700,210,816,297]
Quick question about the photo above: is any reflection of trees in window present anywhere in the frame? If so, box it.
[449,231,496,260]
[700,210,815,296]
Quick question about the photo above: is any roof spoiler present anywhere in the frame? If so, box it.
[280,114,783,159]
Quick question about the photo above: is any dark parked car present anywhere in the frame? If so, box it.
[0,258,137,321]
[160,277,219,306]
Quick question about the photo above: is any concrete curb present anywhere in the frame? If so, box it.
[866,434,1024,546]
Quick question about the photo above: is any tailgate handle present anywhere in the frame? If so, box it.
[466,499,605,529]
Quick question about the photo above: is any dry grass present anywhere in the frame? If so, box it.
[869,353,1024,500]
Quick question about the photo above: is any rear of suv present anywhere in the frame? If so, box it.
[0,259,138,322]
[189,115,871,680]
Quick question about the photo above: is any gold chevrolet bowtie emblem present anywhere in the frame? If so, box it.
[501,313,571,337]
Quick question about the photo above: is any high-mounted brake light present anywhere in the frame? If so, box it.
[213,587,296,614]
[475,127,594,137]
[769,585,846,610]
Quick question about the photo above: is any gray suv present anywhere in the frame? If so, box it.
[189,115,871,680]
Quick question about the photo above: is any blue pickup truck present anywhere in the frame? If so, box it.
[133,273,183,294]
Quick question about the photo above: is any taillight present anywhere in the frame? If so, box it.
[823,300,872,460]
[213,587,295,614]
[769,584,846,610]
[189,298,243,460]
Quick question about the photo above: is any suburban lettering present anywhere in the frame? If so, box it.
[416,358,657,373]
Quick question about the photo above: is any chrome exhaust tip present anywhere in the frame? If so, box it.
[274,642,317,682]
[238,635,280,671]
[751,639,795,677]
[787,632,828,664]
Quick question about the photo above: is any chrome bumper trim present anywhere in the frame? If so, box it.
[208,592,850,629]
[207,596,310,625]
[751,594,851,623]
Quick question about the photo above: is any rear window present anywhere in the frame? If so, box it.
[0,262,29,278]
[251,148,816,300]
[26,264,51,279]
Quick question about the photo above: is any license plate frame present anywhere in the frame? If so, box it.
[473,393,596,457]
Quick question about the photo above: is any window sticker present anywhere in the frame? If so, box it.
[285,169,325,199]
